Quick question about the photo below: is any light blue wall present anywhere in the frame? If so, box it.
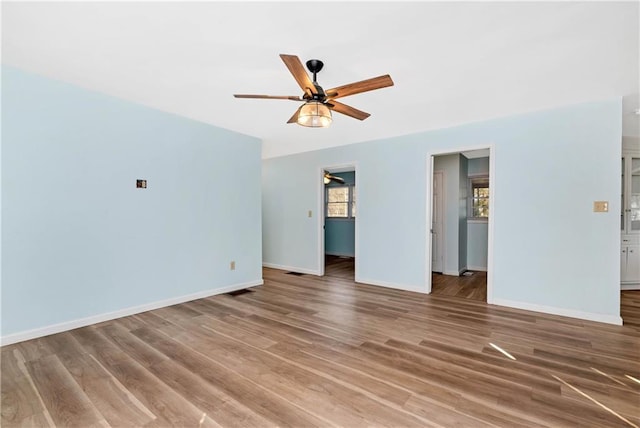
[325,172,355,257]
[262,99,622,321]
[468,157,490,176]
[1,66,263,338]
[467,222,488,270]
[468,156,490,270]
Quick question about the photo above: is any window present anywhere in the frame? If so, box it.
[469,177,489,219]
[326,185,356,219]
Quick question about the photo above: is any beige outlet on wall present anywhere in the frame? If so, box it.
[593,201,609,212]
[230,261,236,270]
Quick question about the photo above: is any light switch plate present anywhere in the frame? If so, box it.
[593,201,608,212]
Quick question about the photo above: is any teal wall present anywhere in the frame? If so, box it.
[262,98,622,322]
[325,172,355,257]
[1,66,263,339]
[325,221,355,257]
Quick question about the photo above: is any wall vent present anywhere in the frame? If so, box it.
[226,289,254,297]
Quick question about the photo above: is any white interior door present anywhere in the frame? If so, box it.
[432,171,444,273]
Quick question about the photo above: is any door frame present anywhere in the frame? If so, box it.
[318,162,358,277]
[426,145,495,303]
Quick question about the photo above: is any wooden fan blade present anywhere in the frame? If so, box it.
[324,172,345,184]
[325,74,394,99]
[280,54,318,96]
[234,94,302,101]
[287,106,302,124]
[327,100,371,121]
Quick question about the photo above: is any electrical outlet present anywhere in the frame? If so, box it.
[230,261,236,270]
[593,201,608,212]
[308,210,313,218]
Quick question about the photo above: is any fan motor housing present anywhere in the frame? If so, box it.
[306,59,324,74]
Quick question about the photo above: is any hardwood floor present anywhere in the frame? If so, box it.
[325,255,355,280]
[431,271,488,302]
[325,257,489,302]
[2,269,639,427]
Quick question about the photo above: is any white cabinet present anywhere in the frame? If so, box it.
[621,241,640,287]
[623,246,640,282]
[621,145,640,288]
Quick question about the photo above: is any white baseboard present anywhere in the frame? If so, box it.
[355,276,427,294]
[324,253,355,258]
[0,279,264,346]
[491,298,622,325]
[466,266,488,272]
[621,283,640,290]
[262,263,321,276]
[443,270,462,277]
[325,252,355,258]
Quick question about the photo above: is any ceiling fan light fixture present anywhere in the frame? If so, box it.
[297,101,332,128]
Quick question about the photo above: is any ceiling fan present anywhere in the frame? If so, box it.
[234,54,394,128]
[324,171,345,185]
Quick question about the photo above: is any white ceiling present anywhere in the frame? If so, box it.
[2,1,639,158]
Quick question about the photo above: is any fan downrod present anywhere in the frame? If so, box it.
[306,59,324,82]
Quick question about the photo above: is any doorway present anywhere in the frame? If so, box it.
[427,147,494,303]
[319,164,357,280]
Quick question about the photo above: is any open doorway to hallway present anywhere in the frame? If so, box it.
[429,148,492,302]
[321,166,356,280]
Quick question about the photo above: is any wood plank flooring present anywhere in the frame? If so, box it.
[324,255,355,280]
[431,271,488,302]
[2,266,639,427]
